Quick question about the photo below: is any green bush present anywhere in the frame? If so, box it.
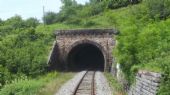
[0,78,44,95]
[43,12,58,25]
[107,0,129,9]
[0,16,53,87]
[83,20,97,27]
[0,19,3,26]
[64,16,82,25]
[0,72,58,95]
[89,1,106,16]
[145,0,170,19]
[0,65,12,88]
[108,1,170,90]
[25,18,39,28]
[105,73,125,95]
[106,0,142,9]
[157,55,170,95]
[1,29,50,76]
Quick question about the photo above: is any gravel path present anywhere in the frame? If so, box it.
[55,71,112,95]
[95,71,113,95]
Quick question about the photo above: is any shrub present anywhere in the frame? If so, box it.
[0,65,12,88]
[157,55,170,95]
[145,0,170,19]
[83,20,97,27]
[115,6,170,84]
[25,18,40,28]
[0,19,3,26]
[107,0,129,9]
[89,1,106,16]
[0,72,58,95]
[64,16,82,25]
[43,12,58,25]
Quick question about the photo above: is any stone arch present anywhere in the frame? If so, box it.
[65,39,107,71]
[48,29,117,72]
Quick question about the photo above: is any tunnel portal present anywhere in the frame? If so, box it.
[48,29,117,72]
[67,43,104,71]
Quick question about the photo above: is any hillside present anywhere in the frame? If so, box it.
[0,0,170,95]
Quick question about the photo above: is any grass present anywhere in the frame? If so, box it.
[104,73,126,95]
[0,72,75,95]
[36,72,75,95]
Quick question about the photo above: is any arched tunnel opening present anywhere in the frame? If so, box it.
[67,43,104,71]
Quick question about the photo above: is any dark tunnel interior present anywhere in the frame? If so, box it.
[67,43,104,71]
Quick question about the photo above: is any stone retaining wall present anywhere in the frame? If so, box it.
[128,70,162,95]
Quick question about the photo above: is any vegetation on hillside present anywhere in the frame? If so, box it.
[112,1,170,94]
[0,16,54,88]
[0,0,170,94]
[43,0,141,25]
[0,72,74,95]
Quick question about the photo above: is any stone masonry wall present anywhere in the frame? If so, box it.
[48,29,117,72]
[128,70,162,95]
[56,33,116,71]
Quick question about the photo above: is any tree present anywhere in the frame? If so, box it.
[129,0,142,4]
[4,15,24,29]
[61,0,77,7]
[146,0,170,19]
[43,12,58,25]
[0,18,3,26]
[59,0,80,22]
[107,0,129,9]
[25,18,39,28]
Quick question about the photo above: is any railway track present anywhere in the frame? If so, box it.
[73,71,96,95]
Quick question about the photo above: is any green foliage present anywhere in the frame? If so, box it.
[25,18,39,28]
[145,0,170,19]
[0,72,59,95]
[116,10,170,82]
[4,15,24,29]
[156,55,170,95]
[57,0,81,23]
[36,72,75,95]
[1,29,50,76]
[43,12,58,25]
[0,19,3,26]
[45,0,140,25]
[0,78,41,95]
[0,65,11,88]
[92,0,142,10]
[88,1,106,16]
[105,73,125,95]
[107,0,129,9]
[0,72,75,95]
[111,1,170,93]
[83,20,97,27]
[0,16,40,36]
[130,0,142,4]
[0,15,52,87]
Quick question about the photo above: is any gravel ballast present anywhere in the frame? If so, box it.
[55,71,86,95]
[95,71,113,95]
[55,71,112,95]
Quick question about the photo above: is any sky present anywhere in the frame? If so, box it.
[0,0,89,21]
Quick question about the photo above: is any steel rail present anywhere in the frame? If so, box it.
[73,71,96,95]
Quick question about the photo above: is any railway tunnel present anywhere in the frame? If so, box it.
[67,43,105,71]
[48,29,117,72]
